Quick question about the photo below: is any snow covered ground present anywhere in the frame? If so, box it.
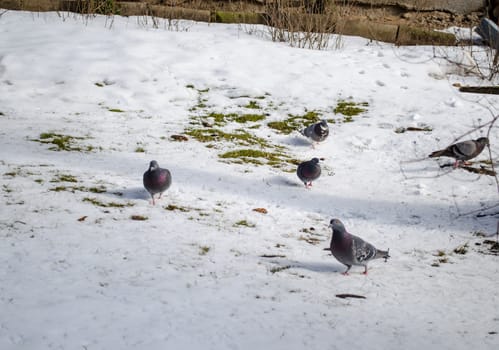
[0,10,498,350]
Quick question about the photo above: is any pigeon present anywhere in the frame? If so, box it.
[143,160,172,205]
[429,137,489,167]
[328,218,389,275]
[297,158,321,188]
[300,120,329,145]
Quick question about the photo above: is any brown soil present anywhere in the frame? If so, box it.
[160,1,485,29]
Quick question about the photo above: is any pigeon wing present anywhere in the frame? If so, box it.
[452,140,477,159]
[351,235,377,265]
[301,124,314,138]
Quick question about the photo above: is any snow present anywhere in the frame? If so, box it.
[1,10,498,350]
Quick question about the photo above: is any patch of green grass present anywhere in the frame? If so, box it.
[267,111,322,135]
[3,171,19,177]
[199,246,211,255]
[245,100,261,109]
[435,250,446,257]
[185,128,271,148]
[234,219,256,228]
[51,174,78,183]
[206,112,238,126]
[88,186,107,193]
[33,132,92,152]
[82,197,134,208]
[234,114,266,123]
[219,149,300,170]
[95,82,104,87]
[51,185,107,193]
[333,100,368,117]
[34,179,44,184]
[108,108,125,113]
[165,204,190,212]
[135,146,146,153]
[50,186,70,192]
[186,84,195,89]
[130,215,148,221]
[198,112,266,126]
[248,124,261,129]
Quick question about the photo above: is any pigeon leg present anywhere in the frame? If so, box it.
[151,194,156,205]
[342,265,351,275]
[362,266,368,275]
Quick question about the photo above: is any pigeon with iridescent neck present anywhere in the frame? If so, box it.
[143,160,171,205]
[297,158,321,188]
[328,218,389,275]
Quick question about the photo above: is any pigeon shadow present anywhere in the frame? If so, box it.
[267,175,302,188]
[271,258,345,274]
[109,187,149,201]
[281,135,312,148]
[291,260,345,274]
[30,146,497,234]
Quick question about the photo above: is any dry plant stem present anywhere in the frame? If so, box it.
[264,0,347,50]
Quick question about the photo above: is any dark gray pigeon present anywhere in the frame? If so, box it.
[297,158,321,188]
[429,137,489,167]
[300,119,329,144]
[328,218,389,275]
[143,160,172,205]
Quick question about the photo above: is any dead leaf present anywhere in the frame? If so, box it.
[170,134,189,142]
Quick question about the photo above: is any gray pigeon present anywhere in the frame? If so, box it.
[297,158,321,188]
[429,137,489,167]
[143,160,172,205]
[300,119,329,144]
[328,218,389,275]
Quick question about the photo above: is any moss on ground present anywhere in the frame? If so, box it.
[219,149,300,170]
[82,197,133,208]
[185,128,271,148]
[267,111,323,134]
[32,132,94,152]
[333,100,368,117]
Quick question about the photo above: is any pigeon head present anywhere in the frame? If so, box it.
[311,157,320,164]
[149,160,160,171]
[329,218,345,232]
[477,137,489,147]
[319,120,328,129]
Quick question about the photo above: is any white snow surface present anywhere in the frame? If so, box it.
[1,10,498,350]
